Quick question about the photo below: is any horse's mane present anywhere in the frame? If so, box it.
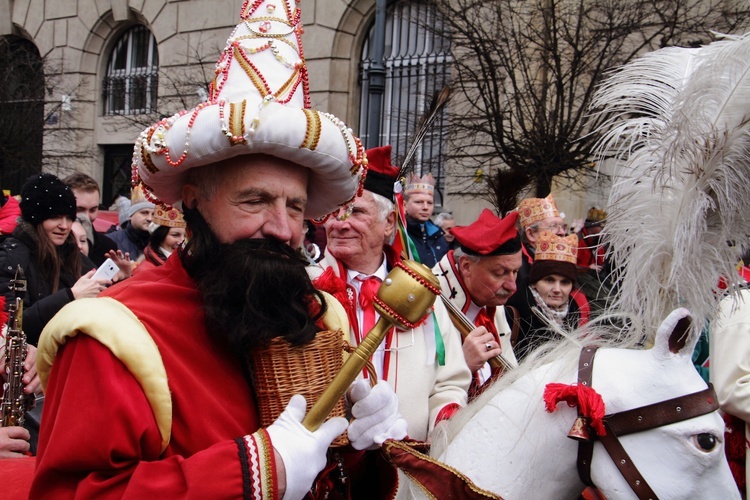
[430,310,650,457]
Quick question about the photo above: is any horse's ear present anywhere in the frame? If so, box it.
[653,308,698,358]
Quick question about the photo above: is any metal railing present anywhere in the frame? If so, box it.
[103,73,158,115]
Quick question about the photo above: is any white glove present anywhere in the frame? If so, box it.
[266,394,348,500]
[347,380,408,450]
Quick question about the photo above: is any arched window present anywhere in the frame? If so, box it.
[359,0,451,201]
[0,36,44,193]
[104,25,158,115]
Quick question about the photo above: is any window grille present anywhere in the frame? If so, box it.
[103,26,159,115]
[359,0,451,201]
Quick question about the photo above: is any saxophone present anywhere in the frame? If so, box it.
[1,266,34,427]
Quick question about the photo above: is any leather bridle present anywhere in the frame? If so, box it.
[574,346,719,500]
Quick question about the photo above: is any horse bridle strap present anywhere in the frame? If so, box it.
[575,346,719,500]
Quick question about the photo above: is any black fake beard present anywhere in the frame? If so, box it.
[181,205,326,359]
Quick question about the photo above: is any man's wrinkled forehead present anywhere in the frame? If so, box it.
[476,251,522,272]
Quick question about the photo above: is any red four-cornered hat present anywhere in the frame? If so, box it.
[451,209,521,256]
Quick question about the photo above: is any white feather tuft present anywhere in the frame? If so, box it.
[593,33,750,339]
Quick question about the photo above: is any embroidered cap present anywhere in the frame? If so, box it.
[363,145,400,201]
[517,195,561,229]
[152,203,186,228]
[132,0,365,220]
[403,173,435,197]
[451,209,521,256]
[529,230,579,282]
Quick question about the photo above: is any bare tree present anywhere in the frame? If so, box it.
[429,0,749,198]
[0,35,103,192]
[102,33,219,132]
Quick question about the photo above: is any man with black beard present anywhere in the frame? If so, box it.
[29,2,404,498]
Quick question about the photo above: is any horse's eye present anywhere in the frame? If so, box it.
[693,433,717,451]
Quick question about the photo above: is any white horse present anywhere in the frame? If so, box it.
[389,309,739,499]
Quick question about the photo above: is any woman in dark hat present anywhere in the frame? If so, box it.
[514,230,590,360]
[0,173,110,345]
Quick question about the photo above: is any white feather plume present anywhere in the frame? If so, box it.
[592,33,750,339]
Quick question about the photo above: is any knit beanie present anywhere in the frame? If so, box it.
[127,184,155,220]
[19,173,77,225]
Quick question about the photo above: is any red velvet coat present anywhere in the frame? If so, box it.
[31,255,274,498]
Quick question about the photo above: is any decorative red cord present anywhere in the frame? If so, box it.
[544,382,607,437]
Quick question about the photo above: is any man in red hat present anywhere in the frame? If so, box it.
[433,209,523,388]
[310,145,471,445]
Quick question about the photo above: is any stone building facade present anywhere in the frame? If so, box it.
[2,0,384,207]
[1,0,634,223]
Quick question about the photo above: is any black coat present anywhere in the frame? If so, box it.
[88,230,119,267]
[506,242,534,327]
[105,222,149,260]
[0,224,95,345]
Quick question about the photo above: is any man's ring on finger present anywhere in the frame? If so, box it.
[485,342,493,351]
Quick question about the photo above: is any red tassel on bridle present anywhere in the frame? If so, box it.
[544,382,607,437]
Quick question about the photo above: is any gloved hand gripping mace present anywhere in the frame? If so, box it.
[302,260,440,431]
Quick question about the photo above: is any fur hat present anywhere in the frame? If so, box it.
[19,173,77,225]
[451,209,521,256]
[132,0,365,220]
[528,230,578,283]
[363,146,399,201]
[517,195,561,229]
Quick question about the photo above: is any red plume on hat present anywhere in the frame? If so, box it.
[363,146,400,201]
[451,209,521,256]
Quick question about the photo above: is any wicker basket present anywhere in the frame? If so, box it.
[250,329,350,447]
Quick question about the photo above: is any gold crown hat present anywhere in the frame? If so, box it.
[585,207,607,225]
[152,203,186,228]
[132,0,366,220]
[517,195,561,229]
[125,182,156,220]
[534,230,578,264]
[529,230,578,282]
[403,173,436,196]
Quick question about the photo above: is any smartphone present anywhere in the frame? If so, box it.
[92,258,119,281]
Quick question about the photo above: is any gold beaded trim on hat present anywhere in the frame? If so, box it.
[229,101,247,145]
[300,109,321,150]
[232,45,302,104]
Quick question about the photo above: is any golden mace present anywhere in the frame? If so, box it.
[302,259,440,431]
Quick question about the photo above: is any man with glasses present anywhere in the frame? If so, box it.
[310,145,471,444]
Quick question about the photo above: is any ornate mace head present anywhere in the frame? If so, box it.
[374,260,441,330]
